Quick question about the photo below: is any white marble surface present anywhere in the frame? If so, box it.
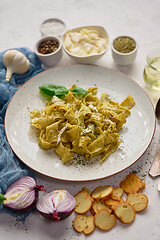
[0,0,160,239]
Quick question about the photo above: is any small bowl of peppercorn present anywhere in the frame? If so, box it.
[111,36,138,65]
[35,36,62,68]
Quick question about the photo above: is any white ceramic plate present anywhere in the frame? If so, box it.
[5,65,156,181]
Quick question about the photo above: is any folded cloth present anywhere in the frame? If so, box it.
[0,47,44,220]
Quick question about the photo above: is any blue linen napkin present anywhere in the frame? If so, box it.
[0,47,44,220]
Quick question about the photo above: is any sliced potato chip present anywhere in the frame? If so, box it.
[91,199,111,214]
[120,173,145,193]
[105,197,124,211]
[94,209,116,231]
[114,202,135,223]
[126,193,148,212]
[74,191,93,214]
[73,214,95,235]
[82,187,91,195]
[91,185,113,200]
[111,187,124,201]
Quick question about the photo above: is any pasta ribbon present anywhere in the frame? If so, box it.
[30,86,135,164]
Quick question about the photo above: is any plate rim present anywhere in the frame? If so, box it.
[4,64,156,182]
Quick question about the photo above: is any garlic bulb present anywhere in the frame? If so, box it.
[3,50,30,82]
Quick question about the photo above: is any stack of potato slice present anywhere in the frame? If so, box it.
[73,173,148,235]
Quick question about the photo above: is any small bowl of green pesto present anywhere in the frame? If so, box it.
[111,36,138,65]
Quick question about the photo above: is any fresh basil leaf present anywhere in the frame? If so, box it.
[39,84,69,99]
[0,193,6,204]
[54,87,69,99]
[71,87,88,99]
[39,89,52,100]
[39,84,88,100]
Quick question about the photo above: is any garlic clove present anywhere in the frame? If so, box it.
[3,50,30,82]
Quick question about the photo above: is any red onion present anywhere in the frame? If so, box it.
[36,190,76,221]
[3,176,45,211]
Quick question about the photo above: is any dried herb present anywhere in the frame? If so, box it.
[113,36,136,53]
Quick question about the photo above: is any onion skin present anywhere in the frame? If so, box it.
[38,208,74,221]
[3,176,45,211]
[36,190,76,221]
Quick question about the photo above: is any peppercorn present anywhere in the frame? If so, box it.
[38,40,59,54]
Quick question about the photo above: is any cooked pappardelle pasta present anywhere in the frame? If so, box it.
[30,85,135,164]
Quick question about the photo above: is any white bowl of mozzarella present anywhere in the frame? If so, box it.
[62,26,109,64]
